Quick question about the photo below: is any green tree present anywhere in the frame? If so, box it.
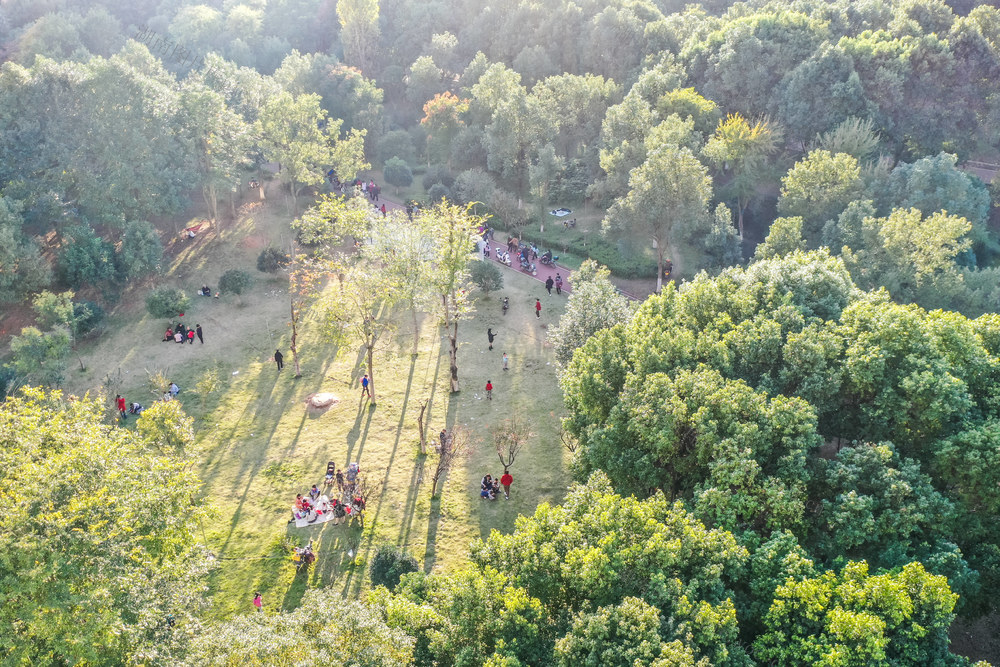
[57,225,116,289]
[778,149,864,243]
[603,144,712,292]
[420,91,468,167]
[256,247,290,273]
[382,156,413,194]
[755,216,806,260]
[337,0,380,73]
[370,545,419,591]
[32,290,74,331]
[136,400,196,458]
[470,260,503,297]
[218,269,254,304]
[258,91,367,213]
[0,196,50,302]
[188,589,413,665]
[7,327,71,387]
[116,219,163,281]
[376,129,416,165]
[145,287,190,319]
[702,113,780,238]
[549,260,633,366]
[0,389,210,664]
[702,202,743,271]
[754,561,959,665]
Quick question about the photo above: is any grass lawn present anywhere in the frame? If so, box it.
[65,193,572,618]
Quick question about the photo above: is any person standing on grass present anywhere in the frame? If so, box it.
[488,328,496,351]
[196,324,204,344]
[187,329,195,344]
[555,273,563,295]
[485,380,493,400]
[274,349,284,371]
[253,592,263,613]
[116,394,127,421]
[502,352,509,371]
[380,203,386,218]
[535,298,542,319]
[545,276,553,294]
[361,374,370,398]
[500,469,513,499]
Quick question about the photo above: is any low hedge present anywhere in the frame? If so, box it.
[503,225,658,279]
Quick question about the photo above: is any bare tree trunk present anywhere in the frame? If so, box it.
[449,320,459,392]
[655,244,664,293]
[417,399,428,454]
[290,298,301,377]
[366,343,376,406]
[411,306,420,355]
[737,195,746,239]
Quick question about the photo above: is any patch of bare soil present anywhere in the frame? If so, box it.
[951,612,1000,664]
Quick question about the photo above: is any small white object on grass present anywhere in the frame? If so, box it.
[232,371,239,375]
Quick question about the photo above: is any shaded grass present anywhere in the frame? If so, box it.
[67,200,571,619]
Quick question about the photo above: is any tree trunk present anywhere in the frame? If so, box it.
[366,343,376,406]
[449,320,460,392]
[290,298,301,377]
[411,306,420,355]
[737,195,746,239]
[430,472,440,497]
[655,243,664,293]
[417,399,428,454]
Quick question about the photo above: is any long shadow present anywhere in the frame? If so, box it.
[423,495,443,572]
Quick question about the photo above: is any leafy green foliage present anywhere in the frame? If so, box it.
[116,219,163,280]
[57,225,116,289]
[549,260,633,365]
[6,327,71,387]
[256,246,290,273]
[218,269,254,297]
[31,290,75,330]
[369,545,419,591]
[382,156,413,193]
[145,287,190,319]
[0,389,210,664]
[469,259,502,296]
[0,196,50,303]
[136,400,196,457]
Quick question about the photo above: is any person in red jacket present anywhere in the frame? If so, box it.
[535,298,542,318]
[116,394,127,422]
[500,469,513,499]
[485,380,493,400]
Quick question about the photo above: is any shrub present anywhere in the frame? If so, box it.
[57,225,116,288]
[427,183,450,202]
[219,269,254,300]
[422,164,454,191]
[383,157,413,194]
[145,287,190,318]
[257,246,290,273]
[369,545,418,590]
[73,300,105,336]
[470,260,503,297]
[116,220,163,280]
[376,130,416,165]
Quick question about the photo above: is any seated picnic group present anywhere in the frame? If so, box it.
[481,469,513,501]
[290,462,366,524]
[161,321,204,345]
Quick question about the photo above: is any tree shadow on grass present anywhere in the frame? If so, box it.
[423,495,443,573]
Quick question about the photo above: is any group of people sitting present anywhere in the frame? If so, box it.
[161,322,200,345]
[289,462,365,525]
[480,470,513,501]
[197,284,217,297]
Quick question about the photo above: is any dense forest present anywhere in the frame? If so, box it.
[2,0,1000,664]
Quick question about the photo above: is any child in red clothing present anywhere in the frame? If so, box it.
[500,469,513,499]
[485,380,493,400]
[116,394,127,421]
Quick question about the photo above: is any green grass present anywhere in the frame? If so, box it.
[66,198,571,618]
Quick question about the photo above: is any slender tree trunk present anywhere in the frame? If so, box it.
[417,399,428,454]
[449,319,459,392]
[366,343,376,406]
[737,195,746,239]
[655,243,664,293]
[290,298,301,377]
[411,306,420,355]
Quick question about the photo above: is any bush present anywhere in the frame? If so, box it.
[470,260,503,296]
[257,246,290,273]
[383,156,413,194]
[57,225,116,288]
[427,183,450,202]
[219,269,254,298]
[116,220,163,280]
[422,164,454,191]
[369,545,418,590]
[145,287,190,318]
[376,130,416,165]
[73,300,105,336]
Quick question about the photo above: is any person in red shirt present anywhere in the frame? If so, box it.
[500,469,513,499]
[535,298,542,318]
[116,394,127,422]
[485,380,493,400]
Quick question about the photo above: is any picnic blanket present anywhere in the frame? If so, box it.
[294,512,336,528]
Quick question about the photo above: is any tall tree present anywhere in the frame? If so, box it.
[258,91,367,213]
[603,144,712,292]
[337,0,380,74]
[549,260,634,366]
[702,113,780,238]
[421,92,469,168]
[421,203,482,392]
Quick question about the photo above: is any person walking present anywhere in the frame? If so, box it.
[487,328,496,351]
[545,276,553,294]
[253,592,263,613]
[116,394,127,422]
[439,429,449,451]
[555,273,563,295]
[535,298,542,319]
[485,380,493,400]
[380,203,386,218]
[361,374,370,398]
[274,349,284,371]
[502,352,509,371]
[196,324,204,344]
[500,469,513,499]
[187,329,195,344]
